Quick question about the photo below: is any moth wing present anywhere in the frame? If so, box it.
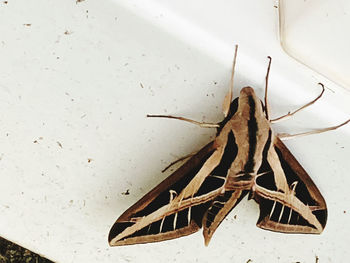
[254,136,327,234]
[203,189,248,245]
[109,141,219,246]
[201,130,248,245]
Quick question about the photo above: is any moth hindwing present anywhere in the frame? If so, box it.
[109,47,330,246]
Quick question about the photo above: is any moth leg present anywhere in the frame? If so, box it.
[270,83,325,123]
[161,152,196,173]
[147,114,219,128]
[277,119,350,140]
[222,45,238,117]
[264,56,272,120]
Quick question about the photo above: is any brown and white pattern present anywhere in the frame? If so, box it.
[108,47,332,246]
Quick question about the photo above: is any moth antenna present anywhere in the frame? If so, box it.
[264,56,272,120]
[147,114,219,128]
[271,82,325,123]
[222,45,238,117]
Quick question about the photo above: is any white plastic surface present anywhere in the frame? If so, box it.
[280,0,350,89]
[0,0,349,262]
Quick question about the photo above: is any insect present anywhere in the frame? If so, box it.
[108,46,349,246]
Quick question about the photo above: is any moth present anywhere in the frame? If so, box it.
[109,46,349,246]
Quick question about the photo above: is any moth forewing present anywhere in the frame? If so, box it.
[108,142,219,246]
[109,47,334,246]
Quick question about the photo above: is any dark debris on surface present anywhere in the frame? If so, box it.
[0,237,53,263]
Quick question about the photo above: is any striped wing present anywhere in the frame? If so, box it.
[108,142,216,246]
[109,129,249,246]
[254,136,327,233]
[202,131,248,245]
[203,189,248,245]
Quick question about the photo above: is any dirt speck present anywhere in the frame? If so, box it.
[87,158,93,163]
[23,23,31,27]
[122,189,130,195]
[57,141,63,148]
[33,137,43,144]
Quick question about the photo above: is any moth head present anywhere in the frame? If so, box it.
[240,86,255,96]
[238,87,264,118]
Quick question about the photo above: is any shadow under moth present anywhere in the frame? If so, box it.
[109,46,349,246]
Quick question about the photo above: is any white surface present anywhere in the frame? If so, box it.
[0,0,349,262]
[280,0,350,89]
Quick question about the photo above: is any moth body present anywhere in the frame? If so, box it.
[108,49,330,246]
